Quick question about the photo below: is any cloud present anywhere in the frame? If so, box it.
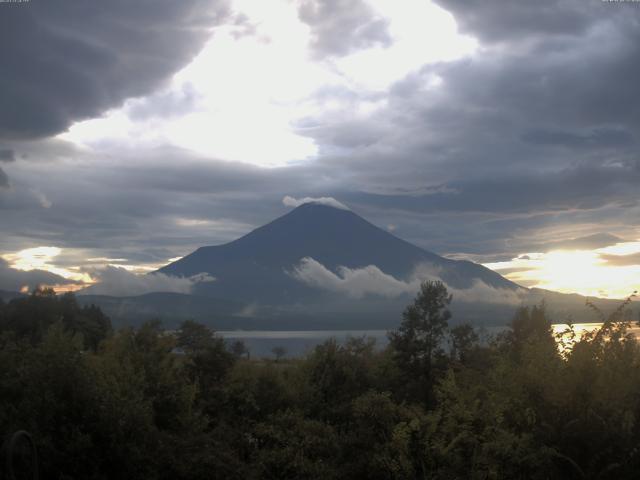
[283,195,349,210]
[31,190,52,209]
[0,149,14,162]
[541,233,624,252]
[296,0,392,58]
[0,258,75,292]
[126,83,203,122]
[234,303,259,318]
[0,168,8,188]
[600,252,640,267]
[85,266,214,297]
[290,257,525,305]
[433,0,610,44]
[285,1,640,258]
[0,0,231,140]
[522,127,634,149]
[291,257,410,298]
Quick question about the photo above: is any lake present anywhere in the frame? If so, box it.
[220,322,640,358]
[219,326,499,358]
[218,330,390,358]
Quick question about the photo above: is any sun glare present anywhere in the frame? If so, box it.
[485,242,640,299]
[2,246,92,284]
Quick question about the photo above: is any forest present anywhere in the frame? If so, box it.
[0,283,639,479]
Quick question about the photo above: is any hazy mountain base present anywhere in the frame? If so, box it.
[75,288,635,330]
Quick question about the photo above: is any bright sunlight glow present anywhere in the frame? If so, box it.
[485,242,640,299]
[58,0,476,167]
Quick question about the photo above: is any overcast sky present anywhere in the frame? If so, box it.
[1,0,640,298]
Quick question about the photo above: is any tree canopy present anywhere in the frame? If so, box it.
[0,288,639,479]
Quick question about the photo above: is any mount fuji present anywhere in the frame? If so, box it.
[78,202,628,328]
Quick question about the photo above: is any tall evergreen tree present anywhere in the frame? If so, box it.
[388,280,452,403]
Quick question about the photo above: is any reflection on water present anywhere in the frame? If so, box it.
[552,322,640,346]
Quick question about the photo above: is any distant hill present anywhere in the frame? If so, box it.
[0,290,26,302]
[76,292,244,329]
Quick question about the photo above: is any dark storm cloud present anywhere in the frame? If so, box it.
[522,128,635,149]
[328,155,640,227]
[297,0,392,58]
[0,149,15,162]
[0,146,342,264]
[0,258,74,292]
[289,1,640,258]
[0,0,230,140]
[433,0,619,43]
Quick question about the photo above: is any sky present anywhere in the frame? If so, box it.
[1,0,640,299]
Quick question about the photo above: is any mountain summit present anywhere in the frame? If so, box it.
[158,202,519,305]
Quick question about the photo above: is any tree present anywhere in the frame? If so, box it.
[388,280,452,403]
[230,339,250,359]
[176,320,235,411]
[0,289,111,349]
[508,303,556,359]
[449,323,479,364]
[176,320,217,353]
[272,346,287,362]
[305,337,378,421]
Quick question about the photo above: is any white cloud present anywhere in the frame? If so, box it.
[291,257,408,298]
[290,256,525,304]
[58,0,475,167]
[85,266,215,297]
[29,189,52,208]
[282,195,349,210]
[234,303,259,317]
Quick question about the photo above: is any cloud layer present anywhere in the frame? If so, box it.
[0,149,14,162]
[290,257,525,305]
[282,195,349,210]
[85,266,214,297]
[297,0,392,58]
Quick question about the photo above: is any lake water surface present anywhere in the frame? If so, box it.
[220,322,640,358]
[219,330,390,358]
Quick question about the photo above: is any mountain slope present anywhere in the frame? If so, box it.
[158,203,519,304]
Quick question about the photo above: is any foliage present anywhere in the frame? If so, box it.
[1,288,640,478]
[388,280,452,403]
[0,287,111,349]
